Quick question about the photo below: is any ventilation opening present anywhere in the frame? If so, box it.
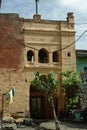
[67,52,71,57]
[53,51,59,62]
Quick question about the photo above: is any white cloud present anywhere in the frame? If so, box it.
[60,0,87,13]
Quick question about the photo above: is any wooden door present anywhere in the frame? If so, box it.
[30,96,45,119]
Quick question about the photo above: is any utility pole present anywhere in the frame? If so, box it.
[35,0,39,15]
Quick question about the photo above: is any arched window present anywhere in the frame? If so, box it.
[27,50,35,62]
[38,48,49,63]
[53,51,59,62]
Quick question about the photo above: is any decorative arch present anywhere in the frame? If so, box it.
[38,48,49,63]
[27,50,35,62]
[52,51,59,62]
[30,73,59,119]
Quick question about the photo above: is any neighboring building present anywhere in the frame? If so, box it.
[76,50,87,82]
[0,12,76,119]
[76,50,87,109]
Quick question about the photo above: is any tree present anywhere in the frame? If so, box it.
[31,72,60,130]
[60,70,82,113]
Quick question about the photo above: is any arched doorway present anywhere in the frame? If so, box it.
[30,83,59,119]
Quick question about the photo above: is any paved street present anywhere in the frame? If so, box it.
[17,121,87,130]
[1,118,87,130]
[59,121,87,130]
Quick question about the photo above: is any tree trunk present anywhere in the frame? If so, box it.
[50,97,60,130]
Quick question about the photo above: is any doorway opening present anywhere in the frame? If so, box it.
[30,85,45,119]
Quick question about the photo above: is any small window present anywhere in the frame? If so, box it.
[67,52,71,57]
[27,50,35,62]
[53,51,59,62]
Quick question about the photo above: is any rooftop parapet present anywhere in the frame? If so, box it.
[67,12,74,23]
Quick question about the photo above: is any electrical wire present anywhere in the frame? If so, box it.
[58,30,87,52]
[76,35,87,37]
[0,25,87,53]
[0,25,39,51]
[75,23,87,25]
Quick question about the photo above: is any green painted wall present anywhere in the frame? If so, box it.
[76,57,87,72]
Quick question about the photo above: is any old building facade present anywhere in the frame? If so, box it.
[0,12,76,119]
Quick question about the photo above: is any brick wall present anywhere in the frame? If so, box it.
[0,13,27,117]
[0,13,24,69]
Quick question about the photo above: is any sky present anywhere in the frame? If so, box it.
[0,0,87,50]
